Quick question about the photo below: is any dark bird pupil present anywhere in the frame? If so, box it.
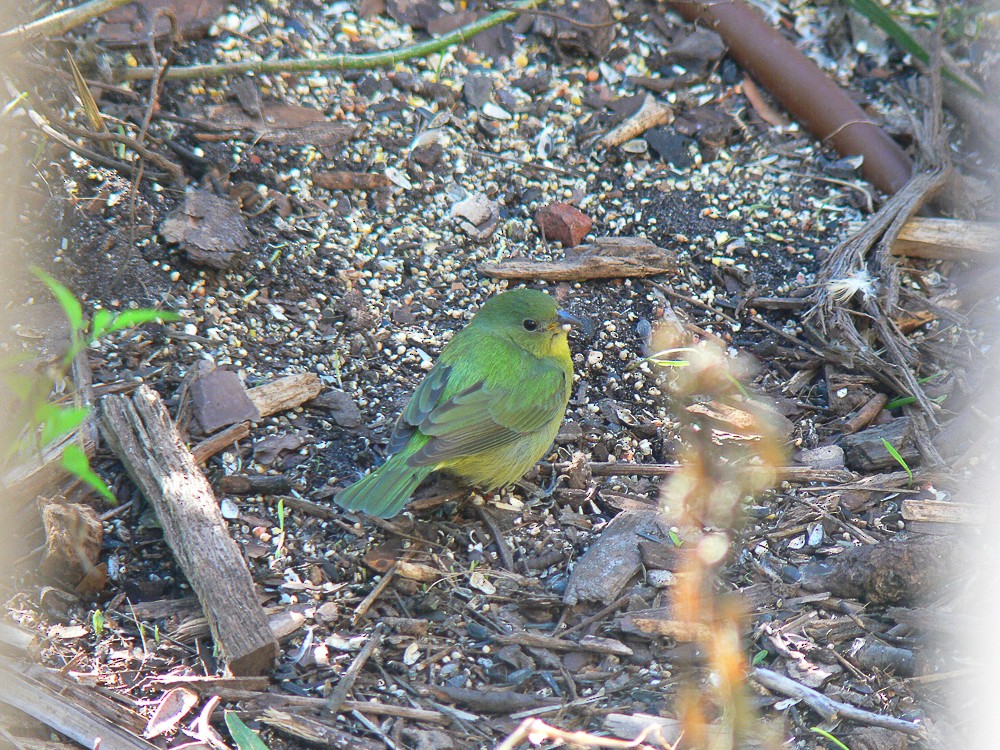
[523,319,538,331]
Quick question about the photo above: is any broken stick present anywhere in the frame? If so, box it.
[99,385,278,675]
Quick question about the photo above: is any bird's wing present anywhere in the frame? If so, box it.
[386,362,452,455]
[404,353,568,467]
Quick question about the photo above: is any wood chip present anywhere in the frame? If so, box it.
[900,498,985,524]
[246,373,322,417]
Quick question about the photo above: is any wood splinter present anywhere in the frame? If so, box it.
[599,93,673,149]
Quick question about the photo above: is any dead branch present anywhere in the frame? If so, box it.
[99,385,278,675]
[496,717,669,750]
[752,668,924,737]
[805,168,948,421]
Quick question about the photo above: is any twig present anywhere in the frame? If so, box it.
[325,623,386,715]
[475,505,515,571]
[560,595,631,638]
[752,667,924,737]
[645,280,826,357]
[546,460,855,484]
[33,106,185,187]
[0,0,136,49]
[118,0,545,80]
[352,549,418,626]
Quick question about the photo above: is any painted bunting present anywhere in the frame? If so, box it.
[335,288,582,518]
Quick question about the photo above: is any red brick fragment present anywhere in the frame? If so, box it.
[535,203,593,247]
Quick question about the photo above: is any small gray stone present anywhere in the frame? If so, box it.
[311,389,362,428]
[463,74,492,109]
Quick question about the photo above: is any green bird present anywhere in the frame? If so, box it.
[335,288,582,518]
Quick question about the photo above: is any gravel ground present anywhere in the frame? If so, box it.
[1,0,997,747]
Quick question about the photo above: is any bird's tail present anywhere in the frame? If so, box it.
[334,453,433,519]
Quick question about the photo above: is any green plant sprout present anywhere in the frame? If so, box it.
[810,726,851,750]
[1,268,179,503]
[881,438,913,484]
[91,609,104,637]
[225,711,271,750]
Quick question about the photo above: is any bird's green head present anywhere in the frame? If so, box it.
[471,288,585,359]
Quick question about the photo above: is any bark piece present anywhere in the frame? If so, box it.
[313,171,391,191]
[532,0,614,58]
[199,103,355,147]
[795,445,845,471]
[481,237,676,281]
[534,203,592,247]
[869,217,1000,261]
[191,422,251,464]
[39,499,103,589]
[161,189,251,270]
[669,0,912,194]
[261,709,382,749]
[840,417,919,472]
[844,728,910,750]
[216,474,291,496]
[96,0,225,46]
[431,685,560,713]
[99,385,278,675]
[564,509,660,605]
[798,537,952,605]
[493,631,632,656]
[849,636,915,677]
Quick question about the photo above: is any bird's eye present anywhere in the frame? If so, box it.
[522,319,538,331]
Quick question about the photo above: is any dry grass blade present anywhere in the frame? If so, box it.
[66,54,110,148]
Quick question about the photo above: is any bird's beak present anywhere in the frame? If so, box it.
[554,309,592,335]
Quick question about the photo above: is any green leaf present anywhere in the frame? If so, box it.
[751,650,769,666]
[38,404,90,445]
[92,609,105,637]
[225,711,271,750]
[101,309,181,337]
[843,0,982,97]
[33,267,83,333]
[61,443,116,503]
[90,309,114,340]
[881,438,913,484]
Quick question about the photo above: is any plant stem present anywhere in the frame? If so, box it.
[118,0,546,81]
